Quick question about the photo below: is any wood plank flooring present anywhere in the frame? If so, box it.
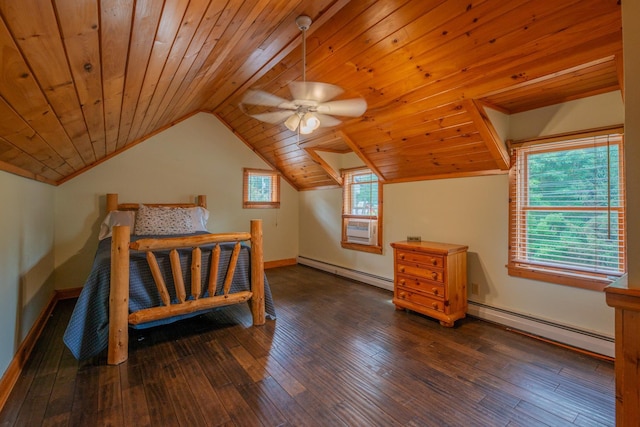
[1,265,615,426]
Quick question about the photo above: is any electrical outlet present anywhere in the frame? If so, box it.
[407,235,421,242]
[471,283,479,295]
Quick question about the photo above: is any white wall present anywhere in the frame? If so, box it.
[54,112,299,289]
[509,91,624,140]
[299,91,624,338]
[0,170,55,377]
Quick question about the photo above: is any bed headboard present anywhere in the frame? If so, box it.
[105,193,207,214]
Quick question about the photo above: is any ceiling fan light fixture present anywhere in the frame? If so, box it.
[300,112,320,133]
[240,15,366,135]
[284,113,301,132]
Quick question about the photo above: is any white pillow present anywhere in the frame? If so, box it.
[187,206,209,231]
[133,205,209,236]
[98,210,136,240]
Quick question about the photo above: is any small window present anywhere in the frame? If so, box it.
[341,168,382,254]
[508,129,625,290]
[243,168,280,209]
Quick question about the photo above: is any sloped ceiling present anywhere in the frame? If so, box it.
[0,0,622,189]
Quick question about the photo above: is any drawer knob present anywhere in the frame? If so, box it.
[432,288,439,295]
[400,279,406,285]
[432,302,439,309]
[399,253,405,260]
[431,272,438,279]
[431,259,437,265]
[400,267,405,273]
[399,291,406,299]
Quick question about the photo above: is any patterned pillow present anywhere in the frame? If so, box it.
[133,205,195,235]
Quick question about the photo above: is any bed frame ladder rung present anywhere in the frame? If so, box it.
[191,247,202,299]
[170,249,186,303]
[146,251,171,306]
[223,242,242,296]
[208,245,220,296]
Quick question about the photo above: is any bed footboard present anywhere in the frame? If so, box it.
[107,219,265,365]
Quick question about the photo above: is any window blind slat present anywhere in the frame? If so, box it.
[509,132,625,280]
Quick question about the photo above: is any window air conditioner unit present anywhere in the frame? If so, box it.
[346,219,378,245]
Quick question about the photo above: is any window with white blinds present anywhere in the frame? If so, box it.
[508,130,625,290]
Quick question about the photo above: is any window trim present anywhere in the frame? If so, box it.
[507,126,625,291]
[243,168,280,209]
[340,167,383,254]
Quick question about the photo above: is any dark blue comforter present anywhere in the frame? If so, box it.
[63,233,275,360]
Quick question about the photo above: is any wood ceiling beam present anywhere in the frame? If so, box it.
[463,99,509,170]
[339,130,386,182]
[383,168,508,185]
[479,56,617,99]
[303,148,343,186]
[300,132,349,186]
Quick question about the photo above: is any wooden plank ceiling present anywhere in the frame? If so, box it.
[0,0,622,189]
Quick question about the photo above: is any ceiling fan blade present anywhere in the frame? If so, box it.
[289,81,344,103]
[249,111,296,124]
[315,113,342,127]
[242,89,295,109]
[316,98,367,117]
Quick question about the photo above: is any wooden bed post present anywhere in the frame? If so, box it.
[106,193,118,212]
[108,225,130,365]
[196,195,207,208]
[250,219,266,325]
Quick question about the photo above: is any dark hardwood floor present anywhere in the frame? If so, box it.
[1,265,614,426]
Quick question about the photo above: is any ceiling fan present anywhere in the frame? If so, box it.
[240,15,367,135]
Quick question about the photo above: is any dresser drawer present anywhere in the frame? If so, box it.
[396,286,445,313]
[396,251,443,268]
[397,274,445,298]
[397,263,443,283]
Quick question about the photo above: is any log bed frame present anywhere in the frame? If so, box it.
[105,193,265,365]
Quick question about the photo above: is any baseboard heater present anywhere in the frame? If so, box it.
[297,256,394,291]
[467,301,614,358]
[296,256,614,358]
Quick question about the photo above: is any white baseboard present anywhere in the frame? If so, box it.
[296,256,614,358]
[297,256,394,291]
[467,301,614,358]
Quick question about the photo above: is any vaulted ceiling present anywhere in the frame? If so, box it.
[0,0,622,189]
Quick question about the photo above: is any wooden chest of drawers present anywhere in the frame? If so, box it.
[391,241,468,327]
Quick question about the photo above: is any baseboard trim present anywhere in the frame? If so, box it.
[0,289,69,412]
[265,258,297,269]
[467,301,615,358]
[55,287,82,300]
[297,256,614,358]
[297,256,394,291]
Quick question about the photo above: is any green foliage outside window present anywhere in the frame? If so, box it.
[248,175,274,202]
[523,142,622,273]
[350,172,378,216]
